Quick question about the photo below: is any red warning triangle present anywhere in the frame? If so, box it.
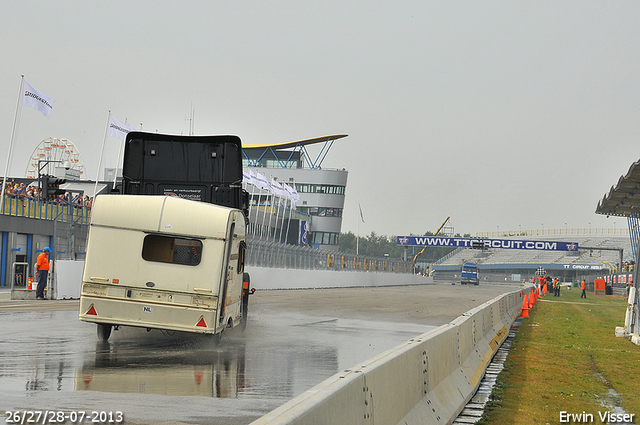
[194,370,203,386]
[83,373,93,388]
[86,305,97,316]
[196,317,207,327]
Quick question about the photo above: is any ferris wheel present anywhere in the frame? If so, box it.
[25,137,86,179]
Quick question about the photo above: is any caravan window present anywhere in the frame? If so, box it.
[237,241,246,274]
[142,235,203,266]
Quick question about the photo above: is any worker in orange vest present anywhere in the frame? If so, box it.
[537,275,546,295]
[580,279,586,299]
[36,247,51,300]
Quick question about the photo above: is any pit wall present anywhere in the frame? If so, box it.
[246,266,431,290]
[250,286,530,425]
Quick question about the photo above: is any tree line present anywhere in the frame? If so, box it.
[338,231,471,262]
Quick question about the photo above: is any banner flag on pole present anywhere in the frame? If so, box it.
[255,172,271,191]
[107,114,134,141]
[22,80,55,118]
[359,203,365,223]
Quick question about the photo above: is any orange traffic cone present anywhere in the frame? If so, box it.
[521,294,529,318]
[528,291,535,309]
[543,284,547,295]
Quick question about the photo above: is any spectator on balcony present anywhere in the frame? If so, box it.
[24,186,36,200]
[71,193,83,208]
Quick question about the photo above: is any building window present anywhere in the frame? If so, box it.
[311,232,339,245]
[294,183,345,195]
[298,207,343,218]
[142,235,203,266]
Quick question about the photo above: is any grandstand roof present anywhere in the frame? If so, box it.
[243,134,348,150]
[596,159,640,217]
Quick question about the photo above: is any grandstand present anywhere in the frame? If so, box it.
[431,235,632,284]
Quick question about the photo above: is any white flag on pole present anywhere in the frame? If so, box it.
[107,114,134,141]
[255,172,271,191]
[283,183,299,209]
[243,170,257,187]
[22,80,55,118]
[249,169,258,185]
[271,179,287,198]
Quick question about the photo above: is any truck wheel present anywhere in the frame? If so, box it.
[97,324,112,341]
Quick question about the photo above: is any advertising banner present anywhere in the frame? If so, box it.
[300,221,309,245]
[161,186,205,201]
[397,236,578,251]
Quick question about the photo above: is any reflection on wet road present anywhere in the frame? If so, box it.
[0,306,433,424]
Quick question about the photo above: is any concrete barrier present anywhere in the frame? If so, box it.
[246,266,431,290]
[250,286,530,425]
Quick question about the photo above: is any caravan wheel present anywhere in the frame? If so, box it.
[97,324,112,341]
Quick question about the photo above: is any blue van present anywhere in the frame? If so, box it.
[461,262,479,285]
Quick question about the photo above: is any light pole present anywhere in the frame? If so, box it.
[37,159,63,200]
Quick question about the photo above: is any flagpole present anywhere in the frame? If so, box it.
[259,178,270,239]
[357,210,359,255]
[267,190,276,241]
[280,195,288,243]
[284,197,293,245]
[357,202,364,255]
[113,118,127,189]
[94,110,111,200]
[248,175,257,235]
[283,181,296,245]
[1,75,25,213]
[262,192,271,238]
[277,187,288,243]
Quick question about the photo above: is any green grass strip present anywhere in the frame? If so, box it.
[479,286,639,424]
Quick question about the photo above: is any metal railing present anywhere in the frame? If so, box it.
[246,236,415,273]
[1,195,91,223]
[1,196,415,274]
[475,227,628,238]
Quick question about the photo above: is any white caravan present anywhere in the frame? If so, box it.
[79,195,249,340]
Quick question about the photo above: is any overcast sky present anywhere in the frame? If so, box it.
[2,1,639,237]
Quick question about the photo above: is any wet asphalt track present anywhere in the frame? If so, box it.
[0,282,520,424]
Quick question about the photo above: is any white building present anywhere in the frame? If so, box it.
[242,135,348,250]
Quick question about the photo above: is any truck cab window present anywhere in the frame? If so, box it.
[142,234,203,266]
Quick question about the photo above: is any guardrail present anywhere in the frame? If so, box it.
[1,197,414,274]
[247,236,416,274]
[476,227,628,237]
[1,195,91,223]
[250,285,529,425]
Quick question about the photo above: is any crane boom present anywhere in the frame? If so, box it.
[413,216,451,263]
